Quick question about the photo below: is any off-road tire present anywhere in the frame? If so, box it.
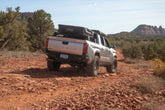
[47,61,61,71]
[106,59,117,73]
[86,56,99,76]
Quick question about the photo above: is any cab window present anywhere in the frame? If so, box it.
[100,36,105,45]
[94,34,99,44]
[104,38,110,47]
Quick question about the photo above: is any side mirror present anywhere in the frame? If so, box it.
[109,45,116,48]
[53,32,58,36]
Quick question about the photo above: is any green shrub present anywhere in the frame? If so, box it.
[157,48,165,61]
[122,44,143,59]
[142,43,158,60]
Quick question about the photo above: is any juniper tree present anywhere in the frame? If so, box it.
[0,7,29,50]
[27,9,55,51]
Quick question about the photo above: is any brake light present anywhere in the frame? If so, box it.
[45,38,49,48]
[83,43,88,54]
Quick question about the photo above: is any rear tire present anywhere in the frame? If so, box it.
[47,61,61,71]
[86,56,99,76]
[106,59,117,73]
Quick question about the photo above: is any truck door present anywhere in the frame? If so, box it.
[104,38,113,63]
[99,36,109,65]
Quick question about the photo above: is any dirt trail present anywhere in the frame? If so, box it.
[0,50,164,109]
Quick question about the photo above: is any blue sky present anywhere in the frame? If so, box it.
[0,0,165,34]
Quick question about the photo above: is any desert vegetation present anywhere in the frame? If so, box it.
[108,35,165,79]
[0,7,55,52]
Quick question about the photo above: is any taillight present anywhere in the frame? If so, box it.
[45,38,49,48]
[83,43,88,54]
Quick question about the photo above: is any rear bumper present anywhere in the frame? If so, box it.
[45,49,89,64]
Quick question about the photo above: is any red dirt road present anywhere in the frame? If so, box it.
[0,50,164,110]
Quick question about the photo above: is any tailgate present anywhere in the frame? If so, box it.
[47,36,85,55]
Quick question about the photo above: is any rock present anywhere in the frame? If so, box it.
[28,87,35,92]
[51,92,53,96]
[81,87,86,90]
[24,75,30,78]
[132,24,165,35]
[161,90,165,96]
[2,89,8,93]
[49,88,54,92]
[136,96,143,101]
[104,74,109,77]
[134,97,142,103]
[0,77,7,80]
[17,87,24,90]
[143,95,149,101]
[14,107,20,110]
[66,107,72,110]
[110,73,117,76]
[45,108,49,110]
[124,94,128,98]
[56,78,71,81]
[116,92,120,96]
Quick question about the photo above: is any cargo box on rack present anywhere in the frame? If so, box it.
[58,24,94,40]
[92,30,107,37]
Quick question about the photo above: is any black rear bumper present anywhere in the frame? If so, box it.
[45,49,88,64]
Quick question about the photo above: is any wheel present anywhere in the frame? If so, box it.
[106,59,117,73]
[47,61,61,71]
[86,56,99,76]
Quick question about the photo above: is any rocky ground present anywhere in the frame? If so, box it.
[0,50,165,110]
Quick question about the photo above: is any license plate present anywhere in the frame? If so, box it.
[60,54,68,59]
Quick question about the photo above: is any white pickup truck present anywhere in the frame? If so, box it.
[45,24,117,76]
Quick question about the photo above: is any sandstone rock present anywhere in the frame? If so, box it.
[143,95,149,101]
[124,94,128,98]
[24,75,31,78]
[132,24,165,35]
[133,97,142,103]
[136,96,143,101]
[116,92,120,96]
[0,76,7,80]
[104,74,109,77]
[81,87,86,90]
[14,107,20,110]
[17,87,24,90]
[110,73,117,76]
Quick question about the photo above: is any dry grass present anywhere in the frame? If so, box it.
[132,74,165,109]
[152,58,165,79]
[124,58,137,64]
[124,58,152,69]
[142,99,165,110]
[0,50,42,58]
[136,60,152,68]
[134,76,165,94]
